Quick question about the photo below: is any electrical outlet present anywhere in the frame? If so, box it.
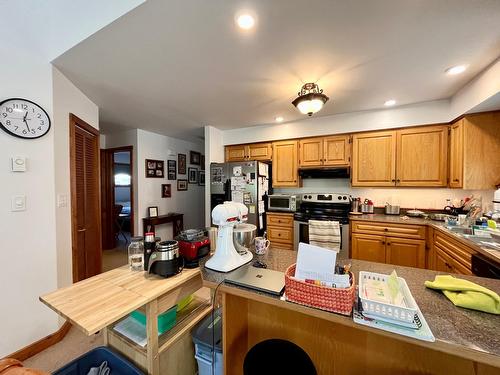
[11,195,26,211]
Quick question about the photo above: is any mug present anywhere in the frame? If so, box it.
[255,236,270,255]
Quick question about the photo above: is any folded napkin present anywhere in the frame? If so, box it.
[425,275,500,315]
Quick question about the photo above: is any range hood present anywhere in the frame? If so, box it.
[299,167,350,179]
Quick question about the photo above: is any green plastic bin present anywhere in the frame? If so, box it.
[130,305,177,334]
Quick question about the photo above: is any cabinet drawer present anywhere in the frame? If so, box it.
[351,221,425,240]
[266,213,294,227]
[267,226,293,244]
[271,241,294,251]
[434,230,475,270]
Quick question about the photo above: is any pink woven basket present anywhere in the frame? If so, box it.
[284,263,356,315]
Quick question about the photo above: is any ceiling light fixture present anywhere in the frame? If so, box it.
[384,99,396,107]
[236,14,255,30]
[292,83,329,116]
[446,65,467,75]
[275,116,284,123]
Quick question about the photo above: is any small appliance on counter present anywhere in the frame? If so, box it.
[205,201,253,272]
[385,203,400,215]
[176,229,210,268]
[268,194,300,212]
[361,199,374,213]
[148,240,184,278]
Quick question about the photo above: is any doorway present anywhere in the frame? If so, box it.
[69,114,102,282]
[100,146,134,271]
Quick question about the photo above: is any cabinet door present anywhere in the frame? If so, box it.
[299,138,323,167]
[435,248,454,273]
[396,125,448,187]
[351,131,396,186]
[225,145,247,162]
[323,135,350,166]
[449,120,464,188]
[247,142,272,161]
[351,233,386,263]
[272,140,299,187]
[385,238,425,269]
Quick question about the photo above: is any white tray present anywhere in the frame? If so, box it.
[359,271,418,325]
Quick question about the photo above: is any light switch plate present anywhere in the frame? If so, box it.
[57,194,68,208]
[11,156,27,172]
[11,195,26,211]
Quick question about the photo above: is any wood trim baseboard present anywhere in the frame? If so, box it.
[4,321,72,362]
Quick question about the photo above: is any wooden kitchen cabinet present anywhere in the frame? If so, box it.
[225,142,272,162]
[448,112,500,189]
[272,140,299,187]
[433,229,475,275]
[396,125,448,187]
[351,233,387,263]
[351,130,396,186]
[299,135,350,167]
[385,237,426,269]
[266,212,294,250]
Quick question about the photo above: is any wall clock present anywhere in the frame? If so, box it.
[0,98,51,139]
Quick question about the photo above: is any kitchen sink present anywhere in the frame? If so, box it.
[446,226,474,235]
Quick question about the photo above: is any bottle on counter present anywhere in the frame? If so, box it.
[128,236,144,271]
[144,232,156,271]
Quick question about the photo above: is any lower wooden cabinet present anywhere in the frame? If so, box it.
[432,229,474,275]
[266,212,294,250]
[351,233,386,263]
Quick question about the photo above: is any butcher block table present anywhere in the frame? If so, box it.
[40,266,211,375]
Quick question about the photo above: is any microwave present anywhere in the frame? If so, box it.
[268,194,300,212]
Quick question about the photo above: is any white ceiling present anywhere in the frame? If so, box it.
[52,0,500,139]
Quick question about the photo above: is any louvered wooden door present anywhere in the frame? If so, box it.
[70,114,101,282]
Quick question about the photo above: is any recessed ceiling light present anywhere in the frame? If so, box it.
[236,14,255,30]
[446,65,467,75]
[275,116,284,123]
[384,99,396,107]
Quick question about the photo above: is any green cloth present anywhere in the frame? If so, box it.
[425,275,500,315]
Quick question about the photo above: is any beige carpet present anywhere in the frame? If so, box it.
[23,328,103,373]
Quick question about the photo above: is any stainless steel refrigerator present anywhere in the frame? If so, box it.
[210,161,271,234]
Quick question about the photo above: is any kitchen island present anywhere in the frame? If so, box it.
[201,247,500,375]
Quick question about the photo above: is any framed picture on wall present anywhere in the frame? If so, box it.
[167,160,176,180]
[190,151,201,165]
[201,155,205,170]
[161,184,171,198]
[188,167,198,184]
[148,206,159,217]
[178,153,187,174]
[199,171,205,186]
[145,159,164,178]
[177,179,188,191]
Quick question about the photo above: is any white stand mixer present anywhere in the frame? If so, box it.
[205,201,253,272]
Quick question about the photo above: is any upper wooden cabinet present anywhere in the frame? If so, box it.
[351,130,396,186]
[225,142,272,162]
[299,135,350,167]
[352,126,448,187]
[272,140,299,187]
[448,112,500,189]
[396,125,448,187]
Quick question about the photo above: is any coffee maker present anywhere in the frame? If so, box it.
[148,240,184,278]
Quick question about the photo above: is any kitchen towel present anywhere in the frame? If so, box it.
[425,275,500,314]
[308,220,340,251]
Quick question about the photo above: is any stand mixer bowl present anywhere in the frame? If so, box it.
[233,224,256,254]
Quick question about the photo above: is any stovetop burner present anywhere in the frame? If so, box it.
[295,192,351,224]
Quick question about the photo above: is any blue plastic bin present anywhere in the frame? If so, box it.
[52,346,143,375]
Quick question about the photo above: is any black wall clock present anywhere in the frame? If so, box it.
[0,98,51,139]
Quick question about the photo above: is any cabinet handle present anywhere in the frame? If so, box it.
[453,179,459,182]
[396,179,401,183]
[387,242,391,246]
[384,228,388,231]
[391,179,395,182]
[381,241,385,245]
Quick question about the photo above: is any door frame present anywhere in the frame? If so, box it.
[69,113,102,282]
[101,146,135,250]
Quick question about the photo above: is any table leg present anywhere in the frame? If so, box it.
[102,327,108,346]
[146,299,159,375]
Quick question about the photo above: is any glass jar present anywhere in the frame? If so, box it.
[128,236,145,271]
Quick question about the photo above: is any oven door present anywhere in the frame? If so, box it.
[294,220,349,255]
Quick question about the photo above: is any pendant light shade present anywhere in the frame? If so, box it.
[292,83,329,116]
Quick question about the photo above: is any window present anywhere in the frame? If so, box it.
[114,173,131,186]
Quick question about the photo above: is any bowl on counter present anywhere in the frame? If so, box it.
[233,223,256,254]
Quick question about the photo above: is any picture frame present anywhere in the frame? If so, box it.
[201,155,205,171]
[178,153,187,174]
[148,206,159,217]
[177,179,188,191]
[145,159,164,178]
[161,184,171,198]
[167,160,176,180]
[190,151,201,165]
[188,167,198,184]
[198,171,205,186]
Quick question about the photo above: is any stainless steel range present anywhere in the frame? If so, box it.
[293,193,351,254]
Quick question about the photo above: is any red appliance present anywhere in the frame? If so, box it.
[177,236,210,268]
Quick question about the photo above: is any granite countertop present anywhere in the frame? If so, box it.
[350,214,500,264]
[200,247,500,364]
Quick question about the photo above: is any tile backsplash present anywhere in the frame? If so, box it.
[274,178,495,211]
